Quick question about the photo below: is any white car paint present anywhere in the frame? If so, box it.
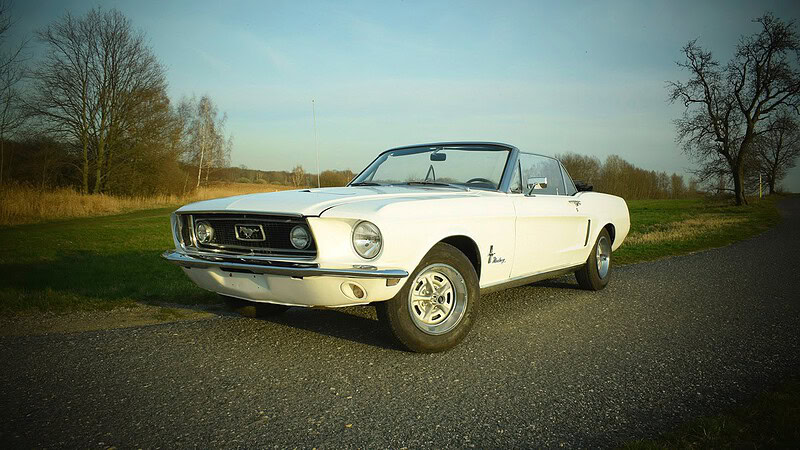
[166,181,629,307]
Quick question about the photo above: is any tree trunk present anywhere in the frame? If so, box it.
[82,139,89,194]
[732,163,746,205]
[196,148,204,189]
[41,157,48,190]
[182,170,189,196]
[94,135,106,194]
[103,146,114,193]
[5,142,13,186]
[196,130,205,189]
[768,170,776,195]
[0,134,4,186]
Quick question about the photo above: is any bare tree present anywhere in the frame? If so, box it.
[669,14,800,205]
[556,152,601,186]
[755,110,800,194]
[182,95,231,188]
[670,173,686,198]
[91,10,167,193]
[0,0,27,186]
[687,178,700,195]
[29,12,97,193]
[29,8,167,194]
[290,164,305,187]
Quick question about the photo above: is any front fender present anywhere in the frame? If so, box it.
[577,192,630,252]
[318,195,517,287]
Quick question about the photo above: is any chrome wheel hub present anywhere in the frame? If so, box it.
[596,235,611,279]
[408,263,467,335]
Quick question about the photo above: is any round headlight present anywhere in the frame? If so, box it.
[290,225,311,249]
[352,221,382,259]
[195,221,214,244]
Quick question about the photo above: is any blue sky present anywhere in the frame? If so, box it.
[9,0,800,190]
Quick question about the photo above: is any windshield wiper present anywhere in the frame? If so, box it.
[400,181,470,191]
[349,182,382,186]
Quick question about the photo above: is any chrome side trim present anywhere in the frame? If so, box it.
[584,219,592,247]
[480,264,584,295]
[162,251,409,279]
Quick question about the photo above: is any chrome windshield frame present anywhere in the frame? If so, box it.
[348,142,519,192]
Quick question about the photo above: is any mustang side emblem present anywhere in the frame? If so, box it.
[234,224,266,241]
[487,245,506,264]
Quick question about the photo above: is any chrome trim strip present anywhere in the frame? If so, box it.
[348,142,518,193]
[184,245,316,259]
[182,249,316,264]
[480,263,584,295]
[175,210,305,218]
[162,251,409,279]
[584,219,591,247]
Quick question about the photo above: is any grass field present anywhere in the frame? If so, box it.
[623,377,800,449]
[0,207,217,314]
[614,196,780,265]
[0,195,781,316]
[0,182,294,225]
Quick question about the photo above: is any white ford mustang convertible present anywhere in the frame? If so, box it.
[164,142,629,352]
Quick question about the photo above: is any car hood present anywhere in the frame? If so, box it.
[176,186,482,216]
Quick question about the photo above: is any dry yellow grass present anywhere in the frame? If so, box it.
[625,215,748,245]
[0,183,295,226]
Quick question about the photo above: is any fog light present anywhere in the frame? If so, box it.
[340,282,368,301]
[196,221,214,243]
[290,225,311,249]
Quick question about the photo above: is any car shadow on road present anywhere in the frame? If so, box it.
[249,277,583,351]
[532,277,585,291]
[255,306,401,351]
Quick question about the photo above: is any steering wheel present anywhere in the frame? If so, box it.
[465,177,494,185]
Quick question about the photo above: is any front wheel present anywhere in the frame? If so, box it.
[376,243,479,353]
[575,228,612,291]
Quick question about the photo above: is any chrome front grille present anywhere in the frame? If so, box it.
[179,213,316,258]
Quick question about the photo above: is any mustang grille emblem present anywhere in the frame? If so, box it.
[234,224,266,241]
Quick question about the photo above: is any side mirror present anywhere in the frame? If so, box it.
[526,177,548,190]
[430,153,446,162]
[575,181,593,192]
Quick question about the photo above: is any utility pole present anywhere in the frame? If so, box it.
[312,99,320,188]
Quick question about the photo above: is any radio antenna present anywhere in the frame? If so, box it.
[312,99,320,188]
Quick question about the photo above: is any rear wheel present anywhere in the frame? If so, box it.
[575,228,612,291]
[220,295,290,317]
[376,243,479,353]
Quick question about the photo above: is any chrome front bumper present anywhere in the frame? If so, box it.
[161,251,409,280]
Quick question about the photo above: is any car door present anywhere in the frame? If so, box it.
[510,153,588,278]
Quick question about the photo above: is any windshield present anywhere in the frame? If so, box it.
[350,145,511,190]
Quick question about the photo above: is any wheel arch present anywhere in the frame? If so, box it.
[438,235,482,280]
[603,223,616,244]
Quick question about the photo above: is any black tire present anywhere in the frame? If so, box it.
[575,228,612,291]
[376,243,479,353]
[219,295,290,317]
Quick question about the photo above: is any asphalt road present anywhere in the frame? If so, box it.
[2,198,799,449]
